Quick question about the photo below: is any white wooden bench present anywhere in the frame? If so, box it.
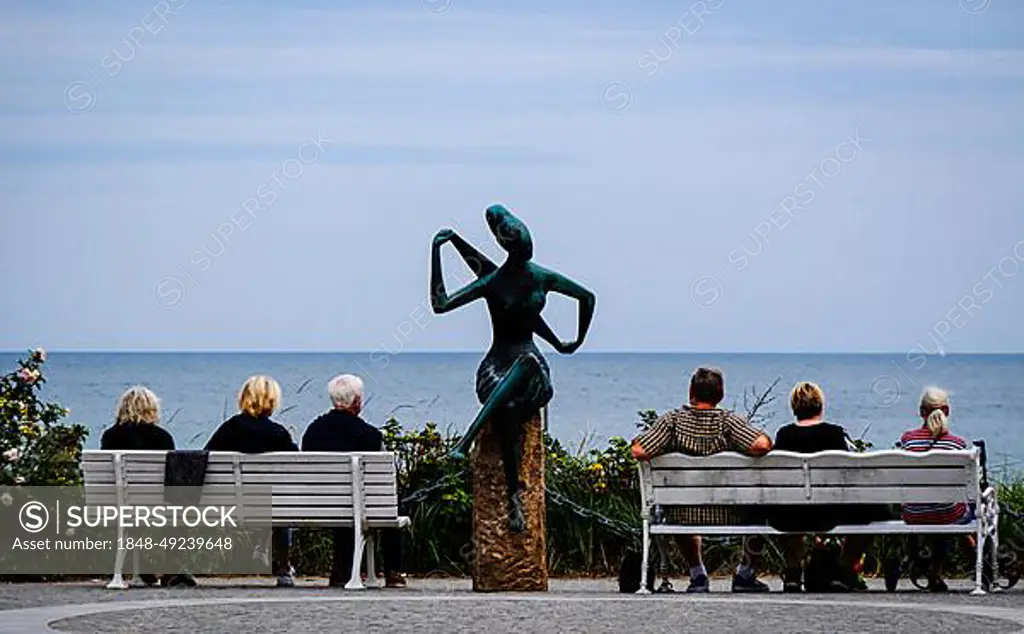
[637,449,1000,594]
[82,450,410,590]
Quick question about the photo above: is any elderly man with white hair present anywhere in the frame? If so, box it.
[302,374,405,587]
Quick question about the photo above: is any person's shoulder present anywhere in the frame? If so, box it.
[823,422,848,436]
[99,425,118,447]
[305,410,331,430]
[720,408,751,427]
[219,414,244,428]
[364,419,384,440]
[151,425,174,440]
[267,418,291,435]
[942,432,968,447]
[655,408,683,423]
[774,423,795,438]
[900,427,928,441]
[348,414,382,442]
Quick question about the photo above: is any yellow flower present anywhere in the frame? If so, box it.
[588,463,604,472]
[19,423,38,438]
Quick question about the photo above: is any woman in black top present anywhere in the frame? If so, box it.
[100,386,175,587]
[205,375,297,586]
[772,382,869,593]
[205,376,297,453]
[100,386,175,451]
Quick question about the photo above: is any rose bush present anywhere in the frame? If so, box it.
[0,349,88,487]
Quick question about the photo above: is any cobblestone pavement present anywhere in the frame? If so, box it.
[0,577,1021,633]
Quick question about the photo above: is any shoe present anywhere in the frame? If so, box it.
[163,574,198,588]
[883,557,902,593]
[139,574,159,587]
[927,579,949,593]
[276,565,296,588]
[685,574,710,593]
[782,568,803,593]
[385,573,407,588]
[732,573,770,593]
[830,567,866,593]
[654,578,675,594]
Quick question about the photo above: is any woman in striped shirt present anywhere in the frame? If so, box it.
[896,387,971,591]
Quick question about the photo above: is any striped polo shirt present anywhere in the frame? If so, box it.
[897,427,969,525]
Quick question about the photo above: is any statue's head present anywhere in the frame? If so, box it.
[485,204,533,261]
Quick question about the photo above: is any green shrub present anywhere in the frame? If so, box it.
[0,349,87,487]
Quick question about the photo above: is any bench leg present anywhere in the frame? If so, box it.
[637,519,651,595]
[128,548,142,587]
[106,523,129,590]
[344,526,367,590]
[365,532,379,588]
[989,490,1001,593]
[972,518,987,596]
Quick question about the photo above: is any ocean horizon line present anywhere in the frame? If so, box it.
[4,349,1024,356]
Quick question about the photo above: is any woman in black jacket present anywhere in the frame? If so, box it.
[100,386,175,452]
[100,386,177,586]
[205,375,297,586]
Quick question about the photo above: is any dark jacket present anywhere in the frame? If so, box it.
[770,424,860,532]
[302,409,383,452]
[101,423,175,450]
[204,413,297,453]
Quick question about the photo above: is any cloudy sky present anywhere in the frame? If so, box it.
[1,0,1022,352]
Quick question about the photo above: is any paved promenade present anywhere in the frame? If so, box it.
[1,577,1022,633]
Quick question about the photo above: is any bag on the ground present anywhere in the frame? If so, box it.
[618,550,656,593]
[804,537,843,592]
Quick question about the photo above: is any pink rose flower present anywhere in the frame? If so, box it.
[2,448,19,462]
[16,368,40,385]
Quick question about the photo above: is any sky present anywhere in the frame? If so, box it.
[1,0,1022,353]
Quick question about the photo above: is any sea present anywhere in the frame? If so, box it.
[4,352,1022,471]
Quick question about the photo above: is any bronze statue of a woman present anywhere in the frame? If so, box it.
[430,204,595,532]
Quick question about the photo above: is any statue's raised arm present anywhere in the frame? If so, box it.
[429,228,495,314]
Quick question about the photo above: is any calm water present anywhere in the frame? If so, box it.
[4,352,1022,468]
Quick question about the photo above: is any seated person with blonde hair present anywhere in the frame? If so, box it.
[896,387,970,592]
[772,381,880,593]
[101,386,182,586]
[206,375,298,586]
[101,385,174,451]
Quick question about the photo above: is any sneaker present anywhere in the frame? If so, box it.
[732,573,770,593]
[654,578,675,594]
[276,565,296,588]
[927,579,949,593]
[385,573,407,588]
[685,574,710,593]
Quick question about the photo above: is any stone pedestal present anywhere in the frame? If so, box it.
[470,412,548,592]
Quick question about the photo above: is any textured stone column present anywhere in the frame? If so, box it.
[470,411,548,592]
